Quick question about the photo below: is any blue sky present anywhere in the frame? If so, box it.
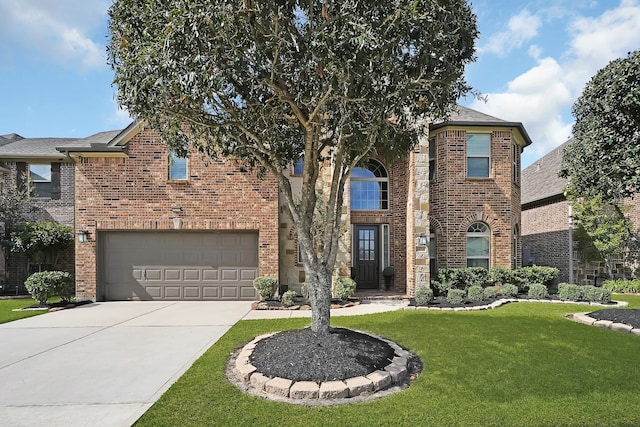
[1,1,639,168]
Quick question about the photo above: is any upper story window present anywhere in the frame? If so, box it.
[467,134,491,178]
[467,221,490,269]
[293,157,304,176]
[350,159,388,210]
[29,164,52,198]
[512,144,521,184]
[429,137,436,181]
[169,151,188,181]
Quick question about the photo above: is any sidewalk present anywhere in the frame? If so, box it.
[242,298,410,320]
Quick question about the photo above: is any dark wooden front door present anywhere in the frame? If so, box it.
[354,225,379,289]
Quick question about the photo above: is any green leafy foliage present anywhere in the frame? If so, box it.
[489,267,516,286]
[500,283,519,298]
[281,290,297,306]
[561,50,640,201]
[583,286,611,304]
[9,222,74,270]
[446,288,466,305]
[24,271,73,305]
[514,266,559,290]
[527,283,548,299]
[483,286,497,299]
[332,277,356,300]
[467,285,484,302]
[107,0,479,334]
[558,283,582,302]
[602,279,640,294]
[414,287,434,306]
[252,276,279,301]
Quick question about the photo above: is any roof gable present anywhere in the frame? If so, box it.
[521,139,571,206]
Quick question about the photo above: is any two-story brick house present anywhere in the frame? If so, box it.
[52,105,531,301]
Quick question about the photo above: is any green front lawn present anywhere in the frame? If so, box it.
[0,298,45,324]
[137,295,640,427]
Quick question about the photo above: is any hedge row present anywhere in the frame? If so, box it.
[602,279,640,294]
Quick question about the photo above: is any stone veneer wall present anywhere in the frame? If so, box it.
[429,128,521,272]
[74,129,279,301]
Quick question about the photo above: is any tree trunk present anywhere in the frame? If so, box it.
[306,265,333,335]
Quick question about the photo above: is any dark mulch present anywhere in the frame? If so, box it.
[250,327,396,382]
[22,300,93,310]
[409,294,619,309]
[587,309,640,329]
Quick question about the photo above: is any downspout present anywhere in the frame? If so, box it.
[568,203,574,284]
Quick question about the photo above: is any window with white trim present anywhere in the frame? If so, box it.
[429,227,437,275]
[169,151,188,180]
[467,221,490,268]
[512,143,521,183]
[350,160,388,210]
[429,137,436,181]
[293,157,304,175]
[467,134,491,178]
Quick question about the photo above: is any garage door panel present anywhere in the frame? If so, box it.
[101,231,258,301]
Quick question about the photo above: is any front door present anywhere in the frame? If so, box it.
[354,225,379,289]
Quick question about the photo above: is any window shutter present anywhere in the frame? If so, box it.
[16,162,27,192]
[50,163,61,200]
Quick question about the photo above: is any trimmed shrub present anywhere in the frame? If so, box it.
[24,271,72,305]
[583,286,612,303]
[527,283,548,299]
[300,283,310,300]
[559,283,583,301]
[281,290,297,306]
[515,266,559,289]
[467,285,484,302]
[602,279,640,294]
[414,287,434,306]
[501,283,518,298]
[333,277,357,300]
[489,267,515,286]
[252,276,278,300]
[447,288,466,305]
[483,286,497,299]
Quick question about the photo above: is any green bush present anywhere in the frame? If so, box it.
[252,276,278,300]
[281,290,297,306]
[515,266,559,289]
[447,288,466,305]
[467,285,484,302]
[333,277,357,299]
[24,271,72,305]
[558,283,583,301]
[583,286,612,303]
[483,286,497,299]
[500,283,519,298]
[434,267,490,294]
[414,287,434,306]
[602,279,640,294]
[300,283,309,300]
[489,267,515,286]
[527,283,548,299]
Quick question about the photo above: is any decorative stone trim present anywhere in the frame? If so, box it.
[404,298,629,312]
[568,312,640,336]
[232,330,414,402]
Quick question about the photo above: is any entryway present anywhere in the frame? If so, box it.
[353,225,379,289]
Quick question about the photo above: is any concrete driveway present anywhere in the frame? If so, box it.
[0,301,252,427]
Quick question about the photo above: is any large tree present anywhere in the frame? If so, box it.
[561,50,640,201]
[108,0,478,334]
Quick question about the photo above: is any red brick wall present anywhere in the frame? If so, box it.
[429,128,521,271]
[74,130,279,300]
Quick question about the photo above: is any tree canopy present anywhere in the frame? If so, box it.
[108,0,478,334]
[561,50,640,201]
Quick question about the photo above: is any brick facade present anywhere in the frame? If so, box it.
[429,128,522,272]
[74,129,279,301]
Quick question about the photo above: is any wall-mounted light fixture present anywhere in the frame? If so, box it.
[418,233,428,246]
[171,206,183,213]
[77,230,90,243]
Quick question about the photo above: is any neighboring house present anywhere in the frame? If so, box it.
[521,140,640,284]
[0,133,79,291]
[54,105,531,301]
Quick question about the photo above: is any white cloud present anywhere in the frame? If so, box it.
[106,97,133,130]
[480,10,543,56]
[470,0,640,167]
[0,0,109,70]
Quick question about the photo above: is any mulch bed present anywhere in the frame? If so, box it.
[252,298,360,310]
[587,309,640,329]
[21,300,93,311]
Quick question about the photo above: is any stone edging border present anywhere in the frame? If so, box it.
[401,297,629,312]
[568,312,640,336]
[233,330,413,401]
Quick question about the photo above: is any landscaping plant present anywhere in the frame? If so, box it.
[467,285,484,302]
[332,277,357,300]
[281,290,297,306]
[24,271,72,305]
[414,287,434,306]
[252,276,279,301]
[527,283,548,299]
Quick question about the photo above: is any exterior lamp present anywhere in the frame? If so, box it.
[418,233,428,246]
[77,230,90,243]
[171,206,183,213]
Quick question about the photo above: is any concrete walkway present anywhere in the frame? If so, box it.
[0,301,252,427]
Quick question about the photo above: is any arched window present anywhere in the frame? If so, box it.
[467,222,490,268]
[350,160,388,210]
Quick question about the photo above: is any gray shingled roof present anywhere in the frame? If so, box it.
[0,130,124,159]
[55,130,123,149]
[439,105,507,123]
[521,139,572,206]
